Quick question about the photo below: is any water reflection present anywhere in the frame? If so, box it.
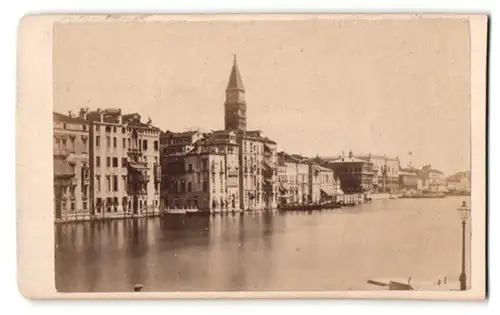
[55,197,471,292]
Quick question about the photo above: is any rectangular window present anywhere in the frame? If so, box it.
[106,157,110,168]
[96,176,101,192]
[122,158,127,167]
[106,197,112,212]
[105,126,111,133]
[113,175,118,192]
[122,127,126,133]
[106,136,110,148]
[113,126,117,133]
[122,138,126,148]
[188,164,193,172]
[143,139,148,151]
[128,138,131,147]
[123,177,127,191]
[82,137,87,153]
[113,137,117,148]
[203,181,208,193]
[96,156,100,167]
[96,136,100,147]
[112,157,118,168]
[69,138,75,153]
[106,176,111,191]
[154,140,159,151]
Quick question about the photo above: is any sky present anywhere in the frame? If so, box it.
[53,18,471,175]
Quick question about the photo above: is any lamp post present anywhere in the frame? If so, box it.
[457,200,470,291]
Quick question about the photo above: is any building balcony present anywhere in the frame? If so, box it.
[54,148,70,157]
[127,148,143,156]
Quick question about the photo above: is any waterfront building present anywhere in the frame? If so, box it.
[356,153,400,193]
[309,163,335,204]
[80,108,161,216]
[399,169,422,191]
[277,152,310,205]
[159,130,203,202]
[53,112,90,219]
[223,55,279,210]
[446,171,471,193]
[236,130,278,210]
[321,150,374,194]
[163,130,240,211]
[418,165,448,193]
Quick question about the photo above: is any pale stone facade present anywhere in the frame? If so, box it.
[82,108,161,216]
[163,130,240,212]
[53,112,90,219]
[357,154,400,193]
[277,152,310,205]
[309,164,335,204]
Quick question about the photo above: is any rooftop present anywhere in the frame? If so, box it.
[324,156,369,164]
[356,154,399,161]
[53,112,88,124]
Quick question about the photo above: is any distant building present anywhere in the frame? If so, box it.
[418,165,447,193]
[309,163,336,204]
[356,153,400,193]
[277,152,310,205]
[399,169,422,191]
[53,112,90,219]
[322,150,374,194]
[446,171,471,193]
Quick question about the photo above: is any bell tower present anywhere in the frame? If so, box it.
[224,54,247,131]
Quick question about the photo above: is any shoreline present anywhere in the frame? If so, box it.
[54,193,469,224]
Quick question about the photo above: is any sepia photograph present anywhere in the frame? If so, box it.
[16,14,487,299]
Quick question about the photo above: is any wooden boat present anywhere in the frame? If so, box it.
[278,204,322,211]
[320,202,342,209]
[163,209,187,215]
[163,208,201,215]
[339,200,356,207]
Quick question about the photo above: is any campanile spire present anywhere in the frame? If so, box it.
[224,54,247,131]
[226,54,245,91]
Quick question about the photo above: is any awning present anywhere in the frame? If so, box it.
[129,162,149,170]
[54,159,74,177]
[279,182,290,192]
[321,189,333,197]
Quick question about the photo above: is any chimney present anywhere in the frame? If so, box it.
[348,149,353,159]
[68,111,73,118]
[79,108,88,120]
[97,108,104,122]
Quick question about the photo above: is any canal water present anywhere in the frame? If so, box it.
[55,196,471,292]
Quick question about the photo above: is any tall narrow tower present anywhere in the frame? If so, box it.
[224,55,247,131]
